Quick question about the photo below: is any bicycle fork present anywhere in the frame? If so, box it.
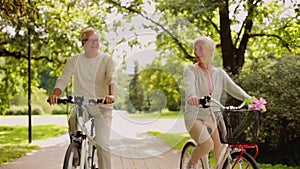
[78,114,96,169]
[77,113,87,169]
[79,140,94,169]
[80,139,87,169]
[87,118,96,169]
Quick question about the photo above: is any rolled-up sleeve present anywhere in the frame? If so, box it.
[105,57,118,86]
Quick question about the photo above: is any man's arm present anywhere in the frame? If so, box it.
[48,55,77,105]
[103,55,118,104]
[109,84,117,96]
[104,83,117,104]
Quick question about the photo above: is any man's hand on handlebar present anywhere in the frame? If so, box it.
[48,95,59,105]
[47,88,62,105]
[103,95,115,104]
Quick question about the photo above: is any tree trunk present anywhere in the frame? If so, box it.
[236,0,256,70]
[219,0,238,75]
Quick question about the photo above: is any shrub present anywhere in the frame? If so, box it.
[238,55,300,166]
[5,106,27,115]
[32,107,44,115]
[52,109,67,115]
[4,106,44,115]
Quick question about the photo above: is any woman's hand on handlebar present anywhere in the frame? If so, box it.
[187,96,199,106]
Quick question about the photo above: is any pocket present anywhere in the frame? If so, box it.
[100,107,113,117]
[86,105,100,116]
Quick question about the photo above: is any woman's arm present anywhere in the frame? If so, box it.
[221,69,251,101]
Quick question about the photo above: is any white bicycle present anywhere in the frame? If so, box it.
[180,96,260,169]
[50,96,106,169]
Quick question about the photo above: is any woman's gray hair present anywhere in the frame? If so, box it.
[81,27,100,40]
[193,35,216,59]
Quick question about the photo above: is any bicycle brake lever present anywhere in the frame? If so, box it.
[199,95,211,108]
[96,99,107,104]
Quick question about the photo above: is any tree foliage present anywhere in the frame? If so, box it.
[156,0,299,73]
[128,61,145,112]
[0,0,110,112]
[106,0,299,74]
[138,68,181,111]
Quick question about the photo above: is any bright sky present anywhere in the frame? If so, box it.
[105,10,159,74]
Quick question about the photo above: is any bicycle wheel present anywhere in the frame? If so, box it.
[180,141,207,169]
[63,141,81,169]
[222,151,260,169]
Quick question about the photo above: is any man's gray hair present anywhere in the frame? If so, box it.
[81,27,100,40]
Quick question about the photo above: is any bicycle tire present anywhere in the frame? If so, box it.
[180,141,206,169]
[90,146,97,169]
[222,151,260,169]
[63,141,81,169]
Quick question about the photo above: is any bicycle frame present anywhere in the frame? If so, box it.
[73,96,98,169]
[229,144,259,169]
[49,96,107,169]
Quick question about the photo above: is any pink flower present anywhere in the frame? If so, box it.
[248,97,267,112]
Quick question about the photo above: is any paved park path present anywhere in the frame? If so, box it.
[0,110,186,169]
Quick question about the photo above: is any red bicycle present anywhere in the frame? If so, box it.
[180,96,260,169]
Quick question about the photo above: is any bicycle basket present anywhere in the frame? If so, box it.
[215,110,260,144]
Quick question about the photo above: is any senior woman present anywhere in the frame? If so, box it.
[183,35,251,169]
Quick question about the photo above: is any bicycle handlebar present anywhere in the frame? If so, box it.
[47,96,111,105]
[198,95,245,110]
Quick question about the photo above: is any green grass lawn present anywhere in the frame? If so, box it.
[148,131,300,169]
[0,125,68,165]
